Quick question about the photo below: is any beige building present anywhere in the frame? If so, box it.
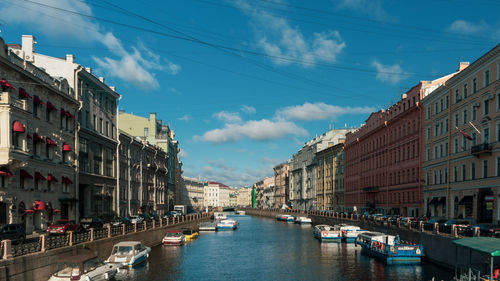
[235,187,252,207]
[182,176,204,210]
[254,177,273,209]
[423,45,500,223]
[316,142,345,211]
[273,162,289,209]
[219,186,232,207]
[204,182,220,208]
[0,37,79,233]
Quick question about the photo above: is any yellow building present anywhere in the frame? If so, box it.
[316,142,345,211]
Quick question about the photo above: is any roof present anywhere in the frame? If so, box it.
[452,237,500,257]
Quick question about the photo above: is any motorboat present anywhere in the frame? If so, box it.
[355,232,423,264]
[294,217,312,224]
[162,230,186,245]
[182,229,199,241]
[276,214,294,222]
[314,225,342,242]
[334,224,368,243]
[49,253,120,281]
[234,210,246,215]
[216,219,238,230]
[105,241,151,267]
[214,212,227,220]
[199,221,217,231]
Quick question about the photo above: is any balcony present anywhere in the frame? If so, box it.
[471,143,492,156]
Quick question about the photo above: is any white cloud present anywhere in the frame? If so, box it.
[0,0,179,89]
[448,20,487,35]
[336,0,392,22]
[371,60,408,84]
[178,149,188,159]
[213,111,242,124]
[241,105,256,114]
[234,0,345,67]
[177,115,191,122]
[276,102,375,121]
[194,119,308,144]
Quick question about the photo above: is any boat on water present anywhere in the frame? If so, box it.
[105,241,151,267]
[234,210,246,215]
[276,214,294,222]
[214,212,227,220]
[182,229,199,241]
[216,219,238,230]
[162,230,186,245]
[355,232,423,264]
[294,216,312,224]
[314,225,342,242]
[49,253,120,281]
[199,221,217,231]
[334,224,368,243]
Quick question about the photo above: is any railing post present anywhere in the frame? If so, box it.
[68,231,73,246]
[40,234,46,253]
[90,228,94,242]
[419,221,424,232]
[122,224,126,235]
[407,219,411,230]
[182,216,185,223]
[160,218,163,227]
[452,225,458,238]
[152,220,156,229]
[143,221,147,230]
[2,240,12,259]
[396,218,401,228]
[134,223,137,233]
[107,225,111,238]
[434,222,439,235]
[474,226,480,237]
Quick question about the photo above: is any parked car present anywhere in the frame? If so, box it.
[47,219,80,235]
[370,213,384,222]
[464,224,500,237]
[444,219,472,234]
[130,215,144,224]
[165,211,181,218]
[111,217,132,227]
[140,213,153,221]
[400,217,416,226]
[80,217,104,230]
[424,218,447,227]
[0,224,26,242]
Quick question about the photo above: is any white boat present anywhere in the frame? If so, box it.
[216,219,238,230]
[314,225,342,242]
[355,232,423,264]
[105,241,151,267]
[49,253,120,281]
[234,210,246,215]
[199,221,217,231]
[214,212,227,220]
[162,230,186,246]
[294,216,312,224]
[334,224,368,243]
[276,214,294,222]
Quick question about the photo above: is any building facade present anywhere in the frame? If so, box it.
[423,46,500,223]
[273,162,289,209]
[236,187,252,207]
[316,142,345,211]
[182,176,205,210]
[204,182,220,208]
[0,37,79,233]
[253,177,273,209]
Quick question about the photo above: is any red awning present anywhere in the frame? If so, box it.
[46,101,57,111]
[20,169,33,179]
[34,200,46,211]
[60,108,66,116]
[46,138,57,146]
[35,172,46,181]
[12,121,25,133]
[47,173,58,182]
[33,133,45,143]
[0,79,15,90]
[18,88,32,99]
[0,167,13,177]
[24,209,35,214]
[61,176,73,184]
[53,209,61,213]
[33,96,44,105]
[65,110,74,119]
[62,143,72,152]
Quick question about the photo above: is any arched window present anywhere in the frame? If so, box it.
[12,121,25,149]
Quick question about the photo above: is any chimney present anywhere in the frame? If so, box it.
[150,112,156,122]
[110,86,116,91]
[65,54,74,63]
[85,67,91,73]
[458,62,470,72]
[21,35,35,62]
[99,77,105,83]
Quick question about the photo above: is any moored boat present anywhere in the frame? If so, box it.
[214,212,227,220]
[216,219,238,230]
[105,241,151,267]
[199,221,217,231]
[182,229,199,241]
[355,232,423,264]
[334,224,368,243]
[235,210,246,215]
[276,214,294,222]
[314,225,342,242]
[162,230,186,245]
[294,216,312,224]
[49,253,120,281]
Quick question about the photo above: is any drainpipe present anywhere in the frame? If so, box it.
[140,143,146,213]
[74,66,83,222]
[115,94,122,216]
[154,150,158,212]
[127,137,133,216]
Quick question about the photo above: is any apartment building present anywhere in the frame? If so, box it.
[273,162,289,209]
[316,142,345,211]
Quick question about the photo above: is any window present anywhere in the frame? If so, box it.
[105,147,113,177]
[463,136,467,151]
[483,128,490,143]
[79,138,89,173]
[454,166,458,182]
[485,70,490,87]
[472,132,477,146]
[85,110,90,128]
[472,107,477,120]
[435,103,438,114]
[440,99,443,112]
[105,121,109,137]
[463,109,467,124]
[497,123,500,142]
[455,113,459,127]
[46,107,51,122]
[93,144,102,175]
[426,127,431,140]
[483,160,488,178]
[444,168,448,183]
[93,114,97,131]
[445,119,449,132]
[454,138,458,153]
[455,89,460,103]
[473,78,477,93]
[463,84,468,99]
[426,108,430,119]
[99,118,103,134]
[497,157,500,177]
[446,95,449,108]
[144,127,149,137]
[484,99,490,115]
[462,164,466,181]
[426,148,430,161]
[471,163,475,180]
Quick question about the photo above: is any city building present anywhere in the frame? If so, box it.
[182,176,205,210]
[0,37,79,233]
[8,35,120,219]
[204,181,220,208]
[273,162,289,209]
[219,185,232,207]
[344,73,456,216]
[316,142,345,211]
[236,187,252,207]
[253,177,273,209]
[422,46,500,223]
[289,129,354,210]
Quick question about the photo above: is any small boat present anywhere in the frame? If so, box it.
[334,224,368,243]
[355,232,423,264]
[162,230,186,245]
[276,214,294,222]
[314,225,342,242]
[214,212,227,220]
[105,241,151,267]
[199,221,217,231]
[182,229,199,241]
[49,253,120,281]
[294,216,312,224]
[216,219,238,231]
[234,210,246,215]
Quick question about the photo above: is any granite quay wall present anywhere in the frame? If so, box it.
[0,213,211,281]
[243,209,486,270]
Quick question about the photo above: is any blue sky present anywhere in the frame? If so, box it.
[1,0,499,187]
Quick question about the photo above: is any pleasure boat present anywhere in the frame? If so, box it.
[334,224,368,243]
[214,212,227,220]
[162,230,186,245]
[276,214,294,222]
[49,253,120,281]
[105,241,151,267]
[199,221,217,231]
[216,219,238,230]
[314,225,342,242]
[182,229,199,241]
[234,210,246,215]
[294,216,312,224]
[355,232,423,264]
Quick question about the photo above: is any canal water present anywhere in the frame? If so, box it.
[117,214,454,281]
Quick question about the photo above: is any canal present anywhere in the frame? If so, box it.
[117,214,454,280]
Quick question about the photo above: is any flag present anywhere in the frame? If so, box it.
[456,127,472,140]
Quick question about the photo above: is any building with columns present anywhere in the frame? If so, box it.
[316,142,345,211]
[182,176,205,211]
